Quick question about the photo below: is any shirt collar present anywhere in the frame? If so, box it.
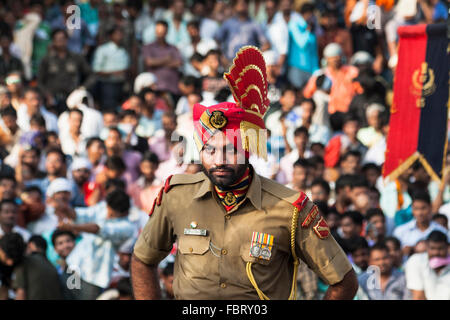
[193,165,262,211]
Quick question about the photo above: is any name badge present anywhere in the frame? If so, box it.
[184,228,207,236]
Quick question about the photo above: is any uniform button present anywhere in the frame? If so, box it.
[221,249,228,255]
[189,247,193,253]
[220,283,227,289]
[225,215,231,220]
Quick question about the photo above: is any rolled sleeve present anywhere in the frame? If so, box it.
[133,197,174,266]
[296,199,353,285]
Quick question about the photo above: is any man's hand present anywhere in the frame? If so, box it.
[323,269,358,300]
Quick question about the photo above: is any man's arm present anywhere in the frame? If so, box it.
[323,269,358,300]
[131,254,162,300]
[411,289,426,300]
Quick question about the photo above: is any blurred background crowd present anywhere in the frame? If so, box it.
[0,0,448,300]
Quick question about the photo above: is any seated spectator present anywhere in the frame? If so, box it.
[61,189,136,300]
[335,210,365,254]
[0,199,31,242]
[365,208,387,246]
[348,236,370,275]
[405,230,450,300]
[310,178,331,203]
[358,242,411,300]
[361,163,381,188]
[287,158,312,193]
[286,98,331,147]
[325,114,367,168]
[160,262,175,300]
[276,126,312,185]
[127,152,163,213]
[348,176,371,215]
[432,213,448,230]
[0,233,63,300]
[330,174,354,214]
[385,236,405,271]
[339,150,362,175]
[393,190,449,257]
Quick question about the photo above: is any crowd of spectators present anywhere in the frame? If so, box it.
[0,0,448,300]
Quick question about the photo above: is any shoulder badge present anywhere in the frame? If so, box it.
[301,204,319,228]
[313,216,330,239]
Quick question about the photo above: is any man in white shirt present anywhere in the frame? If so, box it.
[17,87,58,133]
[405,230,450,300]
[60,109,87,157]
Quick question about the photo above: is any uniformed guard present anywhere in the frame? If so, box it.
[131,46,358,300]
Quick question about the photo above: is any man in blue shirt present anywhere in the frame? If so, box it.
[214,0,269,65]
[394,190,449,257]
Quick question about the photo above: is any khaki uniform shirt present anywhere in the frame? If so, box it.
[134,170,352,300]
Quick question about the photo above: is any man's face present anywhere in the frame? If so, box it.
[368,215,386,238]
[103,113,118,127]
[311,185,328,202]
[301,101,314,122]
[155,23,168,40]
[386,241,403,268]
[369,249,392,275]
[2,115,17,132]
[24,91,40,111]
[162,115,176,135]
[105,130,123,154]
[235,0,249,16]
[46,152,65,176]
[69,112,83,132]
[294,133,308,152]
[352,248,369,271]
[412,200,431,225]
[351,186,369,209]
[72,168,91,186]
[427,241,448,260]
[87,141,105,162]
[162,274,174,298]
[341,155,360,174]
[53,31,68,50]
[280,90,296,110]
[326,55,342,69]
[325,213,340,230]
[292,166,308,190]
[279,0,292,13]
[52,191,71,206]
[343,121,359,139]
[205,53,220,73]
[0,202,17,227]
[54,234,75,259]
[118,252,131,271]
[200,131,248,189]
[0,179,16,200]
[140,161,158,181]
[341,217,357,238]
[187,24,199,39]
[265,0,277,18]
[364,168,380,186]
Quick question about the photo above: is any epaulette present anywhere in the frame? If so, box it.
[148,172,206,216]
[260,176,301,204]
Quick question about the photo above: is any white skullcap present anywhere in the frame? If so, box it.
[66,87,94,109]
[350,51,374,66]
[262,50,279,66]
[46,178,72,198]
[70,157,93,171]
[323,43,343,58]
[396,0,417,18]
[366,103,386,117]
[134,72,157,94]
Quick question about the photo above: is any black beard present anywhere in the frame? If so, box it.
[201,164,249,189]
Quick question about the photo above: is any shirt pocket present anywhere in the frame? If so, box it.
[178,235,210,255]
